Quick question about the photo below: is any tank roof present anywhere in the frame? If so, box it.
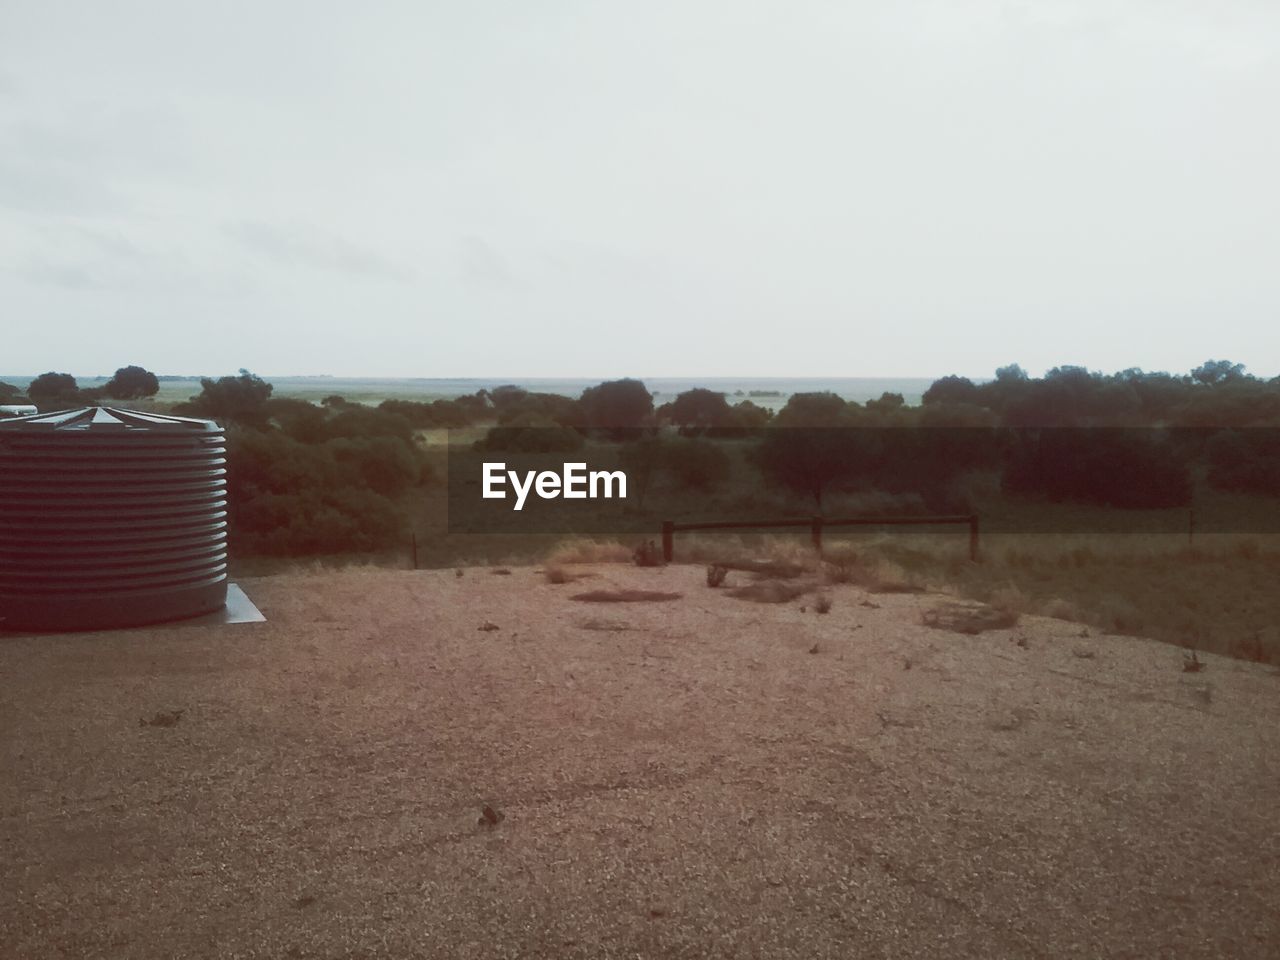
[0,406,220,432]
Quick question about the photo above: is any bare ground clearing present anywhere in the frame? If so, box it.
[2,565,1278,959]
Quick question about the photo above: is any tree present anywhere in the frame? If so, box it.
[475,414,584,453]
[660,437,732,491]
[617,437,665,508]
[1192,359,1247,386]
[922,375,980,407]
[184,369,273,425]
[730,400,773,428]
[665,388,734,434]
[0,380,24,402]
[27,372,80,406]
[578,378,653,435]
[104,365,160,400]
[865,392,906,418]
[753,427,856,508]
[773,392,849,427]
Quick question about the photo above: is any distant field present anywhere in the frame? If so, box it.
[0,375,938,409]
[72,377,476,407]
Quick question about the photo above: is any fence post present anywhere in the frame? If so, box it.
[411,531,418,570]
[968,515,979,562]
[661,520,674,563]
[811,515,823,556]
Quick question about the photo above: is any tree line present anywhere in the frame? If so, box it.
[4,361,1277,555]
[0,367,161,406]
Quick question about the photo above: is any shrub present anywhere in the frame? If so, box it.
[475,415,584,453]
[224,426,415,555]
[1206,429,1280,497]
[1002,429,1191,508]
[633,540,665,567]
[379,398,474,428]
[660,437,731,491]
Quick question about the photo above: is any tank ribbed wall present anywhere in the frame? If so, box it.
[0,407,228,631]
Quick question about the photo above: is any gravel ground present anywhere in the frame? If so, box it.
[2,564,1278,959]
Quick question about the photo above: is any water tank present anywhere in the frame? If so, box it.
[0,407,228,631]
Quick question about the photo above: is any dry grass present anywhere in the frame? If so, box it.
[3,565,1279,958]
[819,532,1280,664]
[544,538,635,566]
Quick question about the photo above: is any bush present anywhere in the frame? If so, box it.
[1206,429,1280,497]
[660,437,731,491]
[325,406,414,443]
[327,435,422,496]
[491,387,580,426]
[232,487,405,555]
[224,426,416,555]
[264,398,328,443]
[1002,430,1191,509]
[474,415,584,453]
[379,398,474,428]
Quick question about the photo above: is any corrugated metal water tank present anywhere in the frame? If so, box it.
[0,407,228,631]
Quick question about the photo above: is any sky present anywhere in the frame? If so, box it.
[1,0,1277,380]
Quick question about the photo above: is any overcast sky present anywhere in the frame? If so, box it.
[1,1,1277,379]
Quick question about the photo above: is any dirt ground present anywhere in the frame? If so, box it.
[2,565,1278,959]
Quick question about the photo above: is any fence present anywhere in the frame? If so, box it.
[660,514,979,562]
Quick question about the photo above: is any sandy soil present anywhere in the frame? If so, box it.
[2,565,1278,959]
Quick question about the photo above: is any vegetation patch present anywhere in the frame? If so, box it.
[139,709,185,728]
[726,580,812,604]
[574,617,635,632]
[921,601,1020,635]
[570,590,684,603]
